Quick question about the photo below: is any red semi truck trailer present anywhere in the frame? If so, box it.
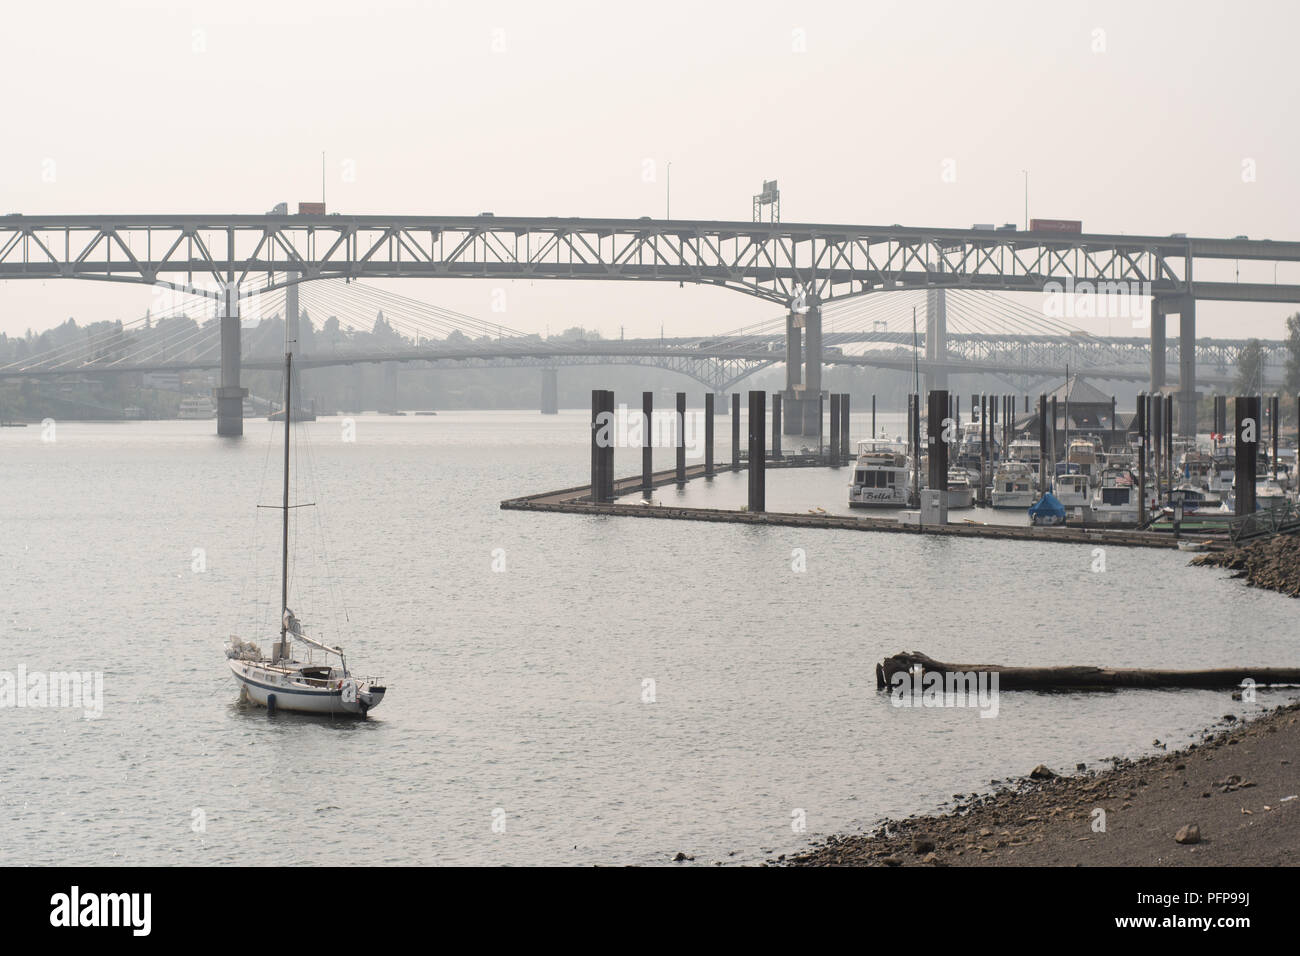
[1028,218,1082,234]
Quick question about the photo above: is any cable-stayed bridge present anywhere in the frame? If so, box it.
[0,282,1285,409]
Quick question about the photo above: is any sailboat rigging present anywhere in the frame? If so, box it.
[225,350,386,716]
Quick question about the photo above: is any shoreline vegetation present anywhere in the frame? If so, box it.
[782,699,1300,867]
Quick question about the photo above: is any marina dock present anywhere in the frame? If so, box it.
[501,469,1180,548]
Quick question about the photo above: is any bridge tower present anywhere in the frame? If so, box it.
[782,293,823,436]
[214,281,247,437]
[925,287,948,394]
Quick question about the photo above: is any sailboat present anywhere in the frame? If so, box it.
[226,351,387,717]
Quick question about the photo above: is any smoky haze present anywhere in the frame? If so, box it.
[1,0,1297,339]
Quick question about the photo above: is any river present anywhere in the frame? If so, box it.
[0,411,1293,865]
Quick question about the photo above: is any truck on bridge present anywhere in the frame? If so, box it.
[1029,218,1083,234]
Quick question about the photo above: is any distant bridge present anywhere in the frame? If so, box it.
[1,326,1283,394]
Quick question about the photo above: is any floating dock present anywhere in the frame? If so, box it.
[501,466,1181,549]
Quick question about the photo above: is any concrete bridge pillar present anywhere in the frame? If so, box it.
[214,284,247,437]
[925,287,948,393]
[785,311,802,391]
[1179,296,1197,436]
[540,368,558,414]
[1149,297,1168,393]
[803,299,822,399]
[782,297,823,436]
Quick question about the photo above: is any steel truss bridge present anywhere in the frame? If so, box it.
[2,214,1298,433]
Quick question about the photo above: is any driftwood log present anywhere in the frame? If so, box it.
[876,651,1300,692]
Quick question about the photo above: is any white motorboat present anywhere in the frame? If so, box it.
[848,438,914,508]
[945,468,975,509]
[226,352,386,717]
[1052,472,1091,509]
[1089,466,1157,525]
[990,460,1037,508]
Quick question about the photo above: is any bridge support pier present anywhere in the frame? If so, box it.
[1179,297,1197,436]
[1152,295,1198,436]
[781,300,824,437]
[540,368,558,414]
[925,287,949,394]
[1150,297,1168,393]
[214,285,247,437]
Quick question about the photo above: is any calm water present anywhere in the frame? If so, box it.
[1,411,1295,866]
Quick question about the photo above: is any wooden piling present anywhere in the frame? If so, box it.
[839,393,850,462]
[979,393,988,505]
[927,389,949,491]
[748,391,765,512]
[590,389,615,503]
[704,392,715,478]
[1038,394,1047,492]
[1137,393,1147,526]
[675,391,686,485]
[1165,393,1174,492]
[829,393,841,468]
[1236,395,1260,515]
[642,391,653,493]
[910,393,921,508]
[818,393,826,462]
[771,392,782,460]
[1271,394,1279,477]
[731,393,740,471]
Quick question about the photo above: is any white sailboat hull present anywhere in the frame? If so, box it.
[228,659,385,716]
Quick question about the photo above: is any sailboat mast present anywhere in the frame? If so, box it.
[280,351,292,660]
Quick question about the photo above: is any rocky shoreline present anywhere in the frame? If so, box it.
[1192,533,1300,597]
[782,700,1300,866]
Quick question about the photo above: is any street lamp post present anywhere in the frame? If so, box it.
[1022,170,1029,230]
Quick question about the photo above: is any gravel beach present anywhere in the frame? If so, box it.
[785,700,1300,867]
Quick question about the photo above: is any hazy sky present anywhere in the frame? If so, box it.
[2,0,1298,341]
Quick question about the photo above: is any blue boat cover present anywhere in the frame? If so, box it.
[1028,491,1066,520]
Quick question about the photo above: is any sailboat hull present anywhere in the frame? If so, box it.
[229,660,384,716]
